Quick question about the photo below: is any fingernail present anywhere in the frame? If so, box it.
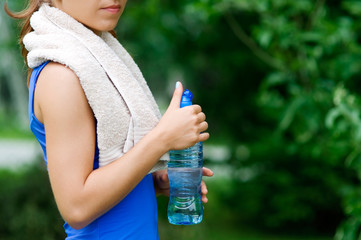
[175,81,180,89]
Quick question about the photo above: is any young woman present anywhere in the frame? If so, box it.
[5,0,213,239]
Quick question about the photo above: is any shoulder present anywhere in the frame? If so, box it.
[36,62,83,99]
[38,62,79,85]
[35,62,92,123]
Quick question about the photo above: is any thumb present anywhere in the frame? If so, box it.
[168,81,183,110]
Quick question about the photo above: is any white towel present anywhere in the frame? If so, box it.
[23,4,168,172]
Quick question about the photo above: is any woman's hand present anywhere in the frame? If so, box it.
[153,82,213,202]
[155,82,209,151]
[153,167,214,203]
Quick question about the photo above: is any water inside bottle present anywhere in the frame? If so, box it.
[169,143,203,162]
[167,164,203,225]
[168,142,203,225]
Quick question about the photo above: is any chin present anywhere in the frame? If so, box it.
[87,21,118,34]
[98,21,119,32]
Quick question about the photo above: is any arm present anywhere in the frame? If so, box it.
[35,63,209,229]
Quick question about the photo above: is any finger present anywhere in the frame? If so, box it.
[201,180,209,203]
[197,112,206,123]
[161,171,169,183]
[202,195,208,204]
[199,121,208,133]
[161,172,170,196]
[201,180,208,195]
[202,167,214,177]
[157,170,169,189]
[190,104,202,114]
[168,81,183,110]
[198,132,210,142]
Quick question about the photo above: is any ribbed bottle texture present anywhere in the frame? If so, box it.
[167,89,203,225]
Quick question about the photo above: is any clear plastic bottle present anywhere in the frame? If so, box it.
[167,89,203,225]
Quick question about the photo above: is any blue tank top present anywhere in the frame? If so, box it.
[29,61,159,240]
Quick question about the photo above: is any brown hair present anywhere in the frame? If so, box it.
[4,0,52,85]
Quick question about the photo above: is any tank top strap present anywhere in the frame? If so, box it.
[28,61,50,120]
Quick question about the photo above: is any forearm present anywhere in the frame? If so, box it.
[55,127,168,229]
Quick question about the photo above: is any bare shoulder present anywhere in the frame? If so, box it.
[36,61,85,109]
[37,62,79,86]
[34,62,91,123]
[36,62,84,99]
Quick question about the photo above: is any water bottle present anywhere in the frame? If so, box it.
[167,89,203,225]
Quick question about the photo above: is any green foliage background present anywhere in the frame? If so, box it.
[2,0,361,239]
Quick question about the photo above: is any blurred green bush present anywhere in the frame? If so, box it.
[0,160,65,240]
[3,0,361,239]
[118,0,361,238]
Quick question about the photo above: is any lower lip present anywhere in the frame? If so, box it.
[102,7,120,14]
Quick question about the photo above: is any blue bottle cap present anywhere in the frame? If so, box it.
[180,89,193,108]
